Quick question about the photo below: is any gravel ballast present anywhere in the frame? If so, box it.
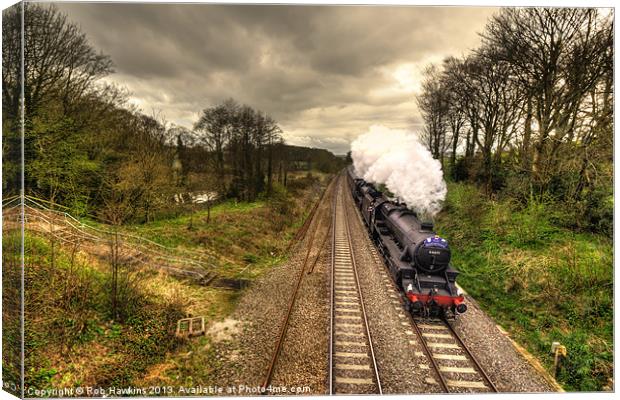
[449,293,559,392]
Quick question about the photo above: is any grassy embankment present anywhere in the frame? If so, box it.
[434,182,612,391]
[15,172,331,392]
[19,232,185,390]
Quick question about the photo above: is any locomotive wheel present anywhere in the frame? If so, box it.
[403,298,412,312]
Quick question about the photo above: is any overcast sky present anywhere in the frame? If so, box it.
[56,3,497,154]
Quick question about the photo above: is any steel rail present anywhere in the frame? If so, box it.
[343,176,496,393]
[285,178,333,254]
[409,317,451,392]
[328,175,339,395]
[342,181,449,393]
[442,317,498,392]
[306,218,332,275]
[308,175,338,276]
[288,196,320,248]
[341,184,383,394]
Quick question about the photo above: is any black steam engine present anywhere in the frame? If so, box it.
[347,167,467,317]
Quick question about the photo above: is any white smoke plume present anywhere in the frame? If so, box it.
[351,125,447,217]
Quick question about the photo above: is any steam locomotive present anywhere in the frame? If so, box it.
[347,167,467,317]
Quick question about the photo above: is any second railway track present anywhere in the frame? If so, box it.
[329,177,382,394]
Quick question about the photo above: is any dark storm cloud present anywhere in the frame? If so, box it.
[55,2,496,153]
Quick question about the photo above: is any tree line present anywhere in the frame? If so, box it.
[192,99,283,201]
[2,3,344,224]
[417,8,613,235]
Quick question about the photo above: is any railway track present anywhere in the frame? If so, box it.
[329,178,382,394]
[411,316,498,392]
[285,177,335,254]
[263,172,496,394]
[367,242,498,394]
[261,176,337,391]
[344,181,497,394]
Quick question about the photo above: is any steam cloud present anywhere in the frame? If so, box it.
[351,125,447,217]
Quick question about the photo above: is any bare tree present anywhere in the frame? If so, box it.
[194,100,237,193]
[194,99,283,200]
[482,8,612,192]
[264,115,283,195]
[1,4,114,119]
[3,3,117,194]
[440,57,468,178]
[417,65,449,164]
[453,52,524,194]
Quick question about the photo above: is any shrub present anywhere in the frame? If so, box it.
[583,184,613,237]
[500,172,533,204]
[23,232,186,390]
[286,172,319,193]
[438,182,486,243]
[267,183,293,231]
[502,199,558,248]
[452,156,471,182]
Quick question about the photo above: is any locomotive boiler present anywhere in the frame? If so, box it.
[347,167,466,317]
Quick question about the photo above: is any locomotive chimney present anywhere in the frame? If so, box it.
[421,221,434,231]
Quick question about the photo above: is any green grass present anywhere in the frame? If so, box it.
[435,182,613,391]
[2,228,23,394]
[113,190,318,280]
